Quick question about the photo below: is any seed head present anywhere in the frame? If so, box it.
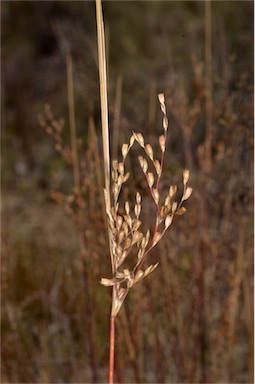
[147,172,154,188]
[183,169,190,184]
[122,144,129,158]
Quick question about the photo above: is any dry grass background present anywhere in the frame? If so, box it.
[1,1,253,383]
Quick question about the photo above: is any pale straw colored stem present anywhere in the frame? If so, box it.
[96,0,115,272]
[96,0,111,214]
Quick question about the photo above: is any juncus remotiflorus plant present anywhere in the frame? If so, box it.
[96,1,192,382]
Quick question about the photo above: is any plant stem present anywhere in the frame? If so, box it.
[109,315,115,384]
[205,0,213,173]
[66,52,80,191]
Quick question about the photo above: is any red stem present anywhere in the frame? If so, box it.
[109,315,115,384]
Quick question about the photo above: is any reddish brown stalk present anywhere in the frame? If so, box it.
[205,0,213,173]
[109,315,115,384]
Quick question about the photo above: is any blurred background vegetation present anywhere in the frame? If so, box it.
[1,1,253,383]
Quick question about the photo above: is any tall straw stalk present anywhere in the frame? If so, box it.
[95,1,116,383]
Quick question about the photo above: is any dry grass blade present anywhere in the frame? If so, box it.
[96,0,111,215]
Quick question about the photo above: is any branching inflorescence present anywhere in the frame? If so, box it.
[101,93,192,317]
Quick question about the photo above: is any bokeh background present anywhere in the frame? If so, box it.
[1,1,253,383]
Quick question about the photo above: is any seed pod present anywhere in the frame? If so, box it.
[172,201,178,213]
[116,216,123,230]
[165,215,173,228]
[125,201,130,215]
[165,195,171,209]
[124,237,132,250]
[176,206,187,215]
[112,160,118,170]
[122,222,129,236]
[145,144,154,160]
[160,205,167,218]
[169,185,177,197]
[138,249,144,260]
[133,231,142,243]
[136,192,141,204]
[130,135,135,146]
[135,132,145,147]
[116,245,122,257]
[145,229,150,244]
[154,160,161,176]
[118,162,124,175]
[122,144,129,158]
[183,187,193,201]
[119,231,125,242]
[134,204,141,218]
[158,94,166,114]
[158,93,165,104]
[152,188,159,204]
[133,219,142,230]
[123,269,130,277]
[134,270,144,283]
[152,232,161,246]
[118,250,127,266]
[100,278,114,286]
[144,262,159,277]
[147,172,154,188]
[139,156,148,173]
[159,135,166,152]
[183,169,190,184]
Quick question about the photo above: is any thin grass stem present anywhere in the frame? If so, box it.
[66,52,80,191]
[205,0,213,173]
[109,315,115,384]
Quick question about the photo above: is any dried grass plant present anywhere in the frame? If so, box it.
[38,51,101,382]
[96,1,192,382]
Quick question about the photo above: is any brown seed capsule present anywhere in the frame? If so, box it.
[183,187,193,201]
[118,162,124,175]
[165,215,173,228]
[169,185,177,197]
[152,189,159,204]
[116,216,123,229]
[152,232,161,246]
[136,192,141,204]
[134,204,141,218]
[183,169,190,184]
[159,135,166,152]
[172,202,178,213]
[135,270,144,282]
[147,172,154,188]
[122,144,129,158]
[176,206,187,215]
[158,93,165,104]
[154,160,161,176]
[145,144,154,160]
[100,278,114,286]
[135,133,145,147]
[112,160,118,170]
[130,135,135,146]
